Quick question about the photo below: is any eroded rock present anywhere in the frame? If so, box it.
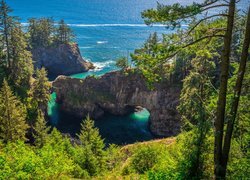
[52,71,181,137]
[32,43,94,77]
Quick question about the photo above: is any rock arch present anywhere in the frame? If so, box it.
[52,71,181,137]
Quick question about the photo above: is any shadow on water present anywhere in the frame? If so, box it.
[48,92,154,145]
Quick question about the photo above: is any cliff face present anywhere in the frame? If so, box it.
[52,71,181,137]
[32,43,94,76]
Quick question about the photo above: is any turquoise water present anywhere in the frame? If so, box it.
[48,80,153,145]
[48,91,153,145]
[9,0,250,144]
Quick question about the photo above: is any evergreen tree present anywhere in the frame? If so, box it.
[144,32,158,55]
[9,25,34,98]
[140,0,247,178]
[0,0,17,68]
[28,18,54,48]
[77,116,106,175]
[222,6,250,177]
[115,56,129,70]
[178,51,215,179]
[55,19,74,44]
[0,79,29,142]
[33,110,50,147]
[29,68,51,115]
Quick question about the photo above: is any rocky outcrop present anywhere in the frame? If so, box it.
[32,43,94,77]
[52,71,181,137]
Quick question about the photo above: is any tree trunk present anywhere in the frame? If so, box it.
[214,0,235,179]
[221,6,250,178]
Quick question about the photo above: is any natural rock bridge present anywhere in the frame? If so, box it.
[52,71,181,137]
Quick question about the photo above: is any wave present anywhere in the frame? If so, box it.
[92,60,115,71]
[21,22,188,28]
[68,24,166,27]
[97,41,108,44]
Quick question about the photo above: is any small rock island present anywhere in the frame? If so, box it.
[32,43,94,77]
[28,18,94,77]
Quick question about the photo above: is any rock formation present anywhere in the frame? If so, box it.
[52,71,181,137]
[32,43,94,77]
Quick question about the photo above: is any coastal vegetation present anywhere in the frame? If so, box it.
[0,0,249,179]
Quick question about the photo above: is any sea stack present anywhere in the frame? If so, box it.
[32,43,94,77]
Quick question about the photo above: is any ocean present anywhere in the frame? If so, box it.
[8,0,249,76]
[8,0,250,144]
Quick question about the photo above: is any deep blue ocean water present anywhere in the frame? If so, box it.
[8,0,249,76]
[8,0,250,144]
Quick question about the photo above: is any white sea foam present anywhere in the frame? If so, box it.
[92,60,115,71]
[21,22,188,28]
[68,24,165,27]
[97,41,108,44]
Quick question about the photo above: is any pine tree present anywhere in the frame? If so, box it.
[141,0,242,178]
[33,110,50,147]
[0,79,29,142]
[55,19,74,44]
[115,56,128,70]
[0,0,16,68]
[77,116,106,175]
[28,18,54,48]
[9,25,34,98]
[30,68,51,114]
[221,6,250,177]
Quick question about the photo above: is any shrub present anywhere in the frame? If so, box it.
[131,145,159,174]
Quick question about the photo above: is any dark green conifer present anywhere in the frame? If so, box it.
[28,18,54,48]
[0,79,29,142]
[29,68,51,114]
[77,116,106,175]
[0,0,16,68]
[55,19,74,44]
[33,110,50,147]
[9,25,34,98]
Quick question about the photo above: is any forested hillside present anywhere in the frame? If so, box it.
[0,0,249,179]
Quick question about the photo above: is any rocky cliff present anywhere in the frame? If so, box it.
[52,71,181,137]
[32,43,94,77]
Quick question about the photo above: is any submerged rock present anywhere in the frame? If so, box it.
[32,43,94,77]
[52,71,181,137]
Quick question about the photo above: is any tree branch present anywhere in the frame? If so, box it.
[201,4,229,12]
[186,14,228,36]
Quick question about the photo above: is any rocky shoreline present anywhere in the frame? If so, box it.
[52,70,181,137]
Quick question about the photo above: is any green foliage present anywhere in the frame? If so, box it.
[142,2,202,28]
[0,1,248,179]
[77,116,106,176]
[28,68,51,118]
[33,110,50,147]
[28,17,55,48]
[0,80,29,142]
[0,130,75,179]
[28,18,74,48]
[0,0,17,68]
[55,19,74,44]
[130,145,160,174]
[9,25,34,98]
[115,56,129,70]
